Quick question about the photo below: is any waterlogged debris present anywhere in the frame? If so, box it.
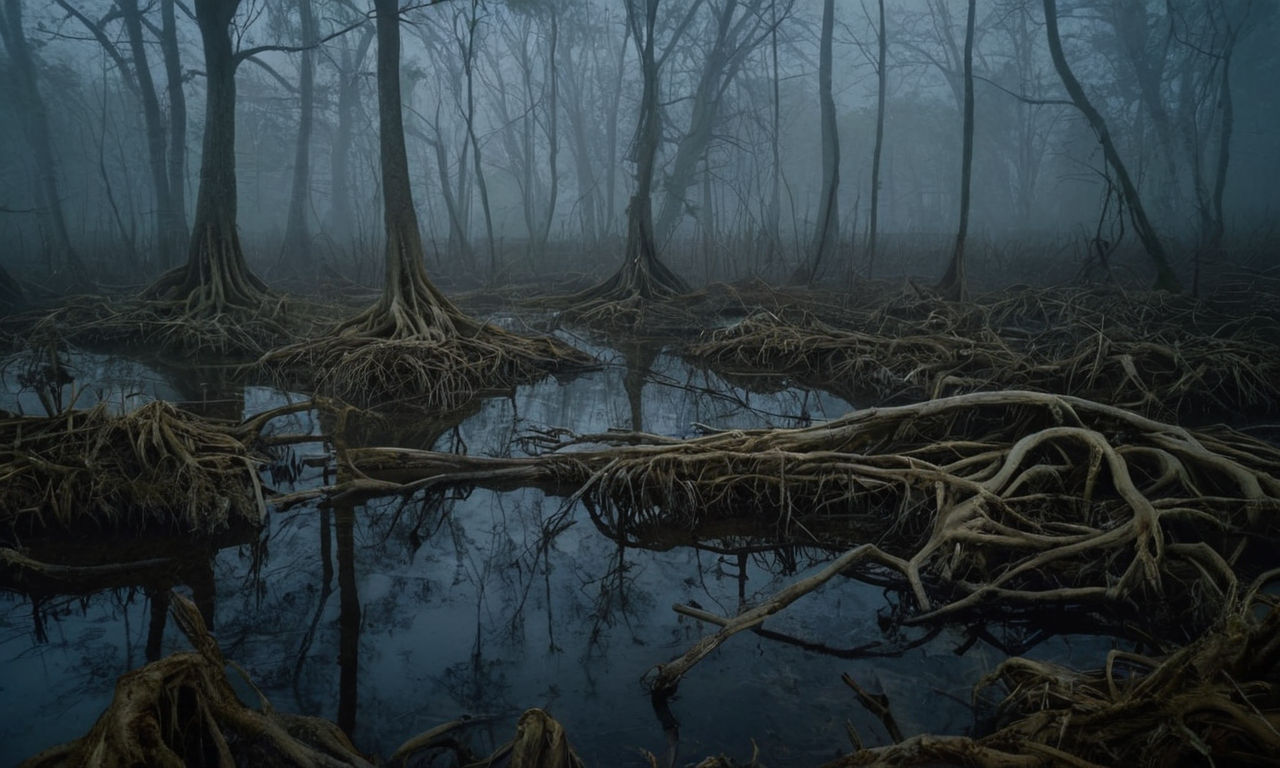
[825,585,1280,767]
[19,593,374,768]
[690,286,1280,418]
[0,401,265,538]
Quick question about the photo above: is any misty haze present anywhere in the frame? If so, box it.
[1,0,1278,766]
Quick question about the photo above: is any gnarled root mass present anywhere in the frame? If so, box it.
[826,585,1280,767]
[262,287,593,411]
[689,286,1280,419]
[20,593,373,768]
[333,390,1280,635]
[0,401,266,540]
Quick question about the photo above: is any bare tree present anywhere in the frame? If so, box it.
[798,0,838,285]
[653,0,772,245]
[936,0,975,301]
[55,0,188,267]
[571,0,691,302]
[144,0,270,310]
[1043,0,1180,292]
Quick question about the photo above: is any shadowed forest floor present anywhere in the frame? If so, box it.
[2,272,1278,767]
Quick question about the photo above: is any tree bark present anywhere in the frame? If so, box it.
[936,0,975,301]
[1043,0,1180,292]
[616,0,687,298]
[338,0,468,340]
[159,0,189,263]
[145,0,269,309]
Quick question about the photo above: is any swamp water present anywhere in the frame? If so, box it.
[0,344,1123,766]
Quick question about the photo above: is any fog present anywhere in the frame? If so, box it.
[1,0,1277,288]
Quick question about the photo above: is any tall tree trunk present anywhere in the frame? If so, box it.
[802,0,838,285]
[1042,0,1180,292]
[937,0,975,301]
[653,0,764,245]
[462,1,498,282]
[160,0,189,262]
[339,0,467,340]
[867,0,887,279]
[144,0,269,309]
[119,0,184,266]
[0,0,85,280]
[538,9,560,259]
[767,0,781,265]
[578,0,687,301]
[279,0,317,274]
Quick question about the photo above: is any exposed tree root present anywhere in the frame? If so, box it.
[19,592,373,768]
[261,273,593,410]
[0,398,311,542]
[823,580,1280,767]
[689,286,1280,419]
[306,391,1280,641]
[0,401,266,539]
[536,235,694,336]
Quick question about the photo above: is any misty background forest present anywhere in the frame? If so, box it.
[1,0,1279,766]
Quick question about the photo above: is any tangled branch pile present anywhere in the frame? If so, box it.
[689,286,1280,418]
[30,294,305,357]
[339,390,1280,634]
[828,583,1280,767]
[0,401,265,539]
[20,593,373,768]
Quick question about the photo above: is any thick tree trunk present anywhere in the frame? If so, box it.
[801,0,839,286]
[145,0,269,309]
[613,0,687,298]
[867,0,887,279]
[279,0,317,273]
[160,0,189,263]
[1043,0,1180,292]
[339,0,467,340]
[936,0,975,302]
[0,0,85,280]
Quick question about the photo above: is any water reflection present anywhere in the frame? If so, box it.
[0,345,1129,766]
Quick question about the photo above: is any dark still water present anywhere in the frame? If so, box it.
[0,345,1119,766]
